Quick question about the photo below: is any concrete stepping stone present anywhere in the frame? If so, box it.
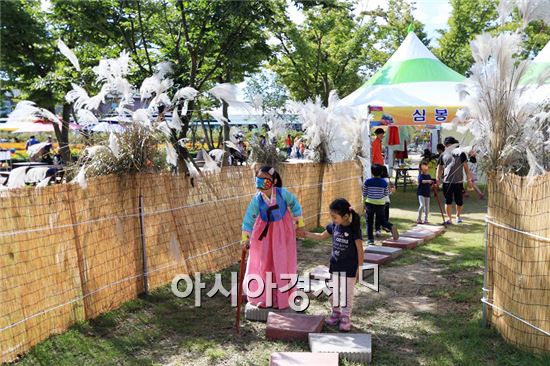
[297,277,329,295]
[309,333,373,363]
[310,265,331,280]
[270,352,339,366]
[365,245,403,259]
[401,229,436,241]
[363,252,393,265]
[382,236,423,249]
[245,303,295,322]
[415,224,445,235]
[266,312,325,341]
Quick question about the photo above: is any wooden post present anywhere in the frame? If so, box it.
[138,194,149,295]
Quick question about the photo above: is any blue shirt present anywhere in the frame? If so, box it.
[241,187,302,233]
[417,174,433,197]
[326,223,362,277]
[362,177,389,205]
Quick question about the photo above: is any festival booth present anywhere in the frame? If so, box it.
[340,31,466,178]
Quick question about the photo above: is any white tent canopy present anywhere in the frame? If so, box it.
[340,32,466,126]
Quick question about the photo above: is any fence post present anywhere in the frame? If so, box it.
[138,194,149,295]
[481,221,489,328]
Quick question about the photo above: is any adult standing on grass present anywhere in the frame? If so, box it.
[436,136,474,224]
[25,135,39,151]
[371,128,385,166]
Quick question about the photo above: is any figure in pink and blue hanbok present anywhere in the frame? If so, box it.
[241,166,305,309]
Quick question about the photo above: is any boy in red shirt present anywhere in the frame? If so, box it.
[371,128,385,166]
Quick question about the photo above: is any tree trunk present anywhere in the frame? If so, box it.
[222,100,231,166]
[52,104,72,164]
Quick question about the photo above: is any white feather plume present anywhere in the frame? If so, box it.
[72,167,87,189]
[66,83,90,109]
[7,167,28,189]
[109,133,120,158]
[76,109,98,125]
[133,109,151,126]
[8,100,61,125]
[208,83,251,111]
[207,108,229,125]
[36,177,52,188]
[173,87,199,101]
[185,160,200,178]
[57,39,81,71]
[200,149,221,173]
[155,61,173,78]
[167,108,182,133]
[165,144,178,167]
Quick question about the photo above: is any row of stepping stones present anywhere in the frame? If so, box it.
[245,223,446,365]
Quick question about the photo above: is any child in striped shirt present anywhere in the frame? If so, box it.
[363,164,399,244]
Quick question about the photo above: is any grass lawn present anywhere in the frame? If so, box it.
[11,187,550,365]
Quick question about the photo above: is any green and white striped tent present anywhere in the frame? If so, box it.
[340,32,466,126]
[523,40,550,102]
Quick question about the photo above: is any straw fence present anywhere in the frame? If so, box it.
[485,172,550,353]
[0,161,362,362]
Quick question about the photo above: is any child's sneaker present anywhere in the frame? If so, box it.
[391,226,399,240]
[423,220,429,224]
[457,217,463,224]
[367,239,374,245]
[325,311,341,326]
[416,219,423,224]
[375,230,381,237]
[339,315,351,332]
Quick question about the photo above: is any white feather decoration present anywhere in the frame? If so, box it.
[84,146,110,158]
[65,83,90,109]
[7,167,28,189]
[72,167,88,189]
[8,101,61,125]
[206,108,229,125]
[109,133,120,158]
[36,177,52,188]
[155,61,173,78]
[201,149,221,173]
[157,121,173,138]
[173,87,199,101]
[185,160,200,178]
[27,142,50,160]
[57,39,81,71]
[165,144,178,167]
[167,108,182,133]
[208,83,252,111]
[133,109,151,126]
[76,109,98,125]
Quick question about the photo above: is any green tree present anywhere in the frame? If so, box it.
[434,0,498,75]
[271,2,379,105]
[0,0,79,161]
[435,0,549,75]
[370,0,430,54]
[244,69,289,115]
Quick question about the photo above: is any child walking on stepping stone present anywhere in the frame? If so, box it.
[363,164,399,245]
[417,161,434,224]
[303,198,363,331]
[241,166,305,309]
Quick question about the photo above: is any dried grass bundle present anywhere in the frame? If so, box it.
[452,1,550,177]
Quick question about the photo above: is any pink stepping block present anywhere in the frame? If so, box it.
[363,252,393,265]
[382,236,422,249]
[415,224,445,236]
[401,229,436,241]
[266,312,325,341]
[270,352,339,366]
